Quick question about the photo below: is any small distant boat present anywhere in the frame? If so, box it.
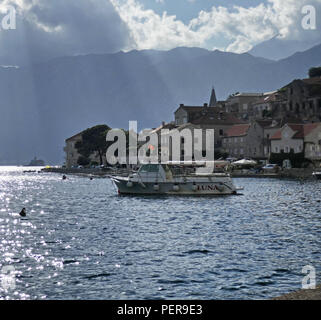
[26,157,45,167]
[312,171,321,180]
[111,162,239,196]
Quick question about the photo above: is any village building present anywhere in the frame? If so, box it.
[280,78,321,121]
[64,130,107,168]
[222,124,250,158]
[252,91,282,119]
[270,124,305,155]
[225,92,263,120]
[174,88,245,153]
[269,123,321,167]
[222,120,281,160]
[64,132,83,168]
[302,123,321,167]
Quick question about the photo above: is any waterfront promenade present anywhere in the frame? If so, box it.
[42,167,316,180]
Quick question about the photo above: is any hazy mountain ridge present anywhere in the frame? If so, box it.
[1,44,321,164]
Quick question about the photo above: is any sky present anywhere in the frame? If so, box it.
[0,0,320,65]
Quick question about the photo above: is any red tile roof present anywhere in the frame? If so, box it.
[270,123,321,140]
[225,124,250,137]
[303,123,320,137]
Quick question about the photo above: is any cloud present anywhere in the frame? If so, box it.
[0,0,133,65]
[111,0,321,53]
[0,0,320,65]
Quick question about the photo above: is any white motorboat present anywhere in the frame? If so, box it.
[110,163,239,195]
[312,171,321,180]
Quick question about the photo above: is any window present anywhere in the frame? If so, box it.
[275,147,279,153]
[139,164,159,173]
[219,129,224,136]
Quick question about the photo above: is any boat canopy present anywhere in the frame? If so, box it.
[138,164,160,173]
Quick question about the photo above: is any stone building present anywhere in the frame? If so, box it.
[225,92,263,120]
[279,78,321,121]
[222,124,250,158]
[64,130,107,168]
[64,132,83,168]
[270,124,306,155]
[174,90,245,153]
[302,123,321,167]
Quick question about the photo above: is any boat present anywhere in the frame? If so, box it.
[110,162,239,195]
[26,157,45,166]
[312,171,321,180]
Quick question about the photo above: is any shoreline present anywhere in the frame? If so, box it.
[41,167,318,180]
[273,285,321,300]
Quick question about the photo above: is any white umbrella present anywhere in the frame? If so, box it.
[232,159,257,166]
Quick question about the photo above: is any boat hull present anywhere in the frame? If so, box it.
[313,172,321,180]
[111,176,237,195]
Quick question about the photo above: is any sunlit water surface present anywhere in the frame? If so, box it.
[1,166,321,300]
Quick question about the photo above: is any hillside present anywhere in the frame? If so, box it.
[0,44,321,164]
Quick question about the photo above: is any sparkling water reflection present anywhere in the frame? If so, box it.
[1,166,321,299]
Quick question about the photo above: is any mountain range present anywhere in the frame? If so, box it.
[1,43,321,164]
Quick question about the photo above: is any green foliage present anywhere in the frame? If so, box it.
[309,67,321,78]
[76,124,111,165]
[270,150,305,168]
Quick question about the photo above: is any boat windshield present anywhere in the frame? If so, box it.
[138,164,160,173]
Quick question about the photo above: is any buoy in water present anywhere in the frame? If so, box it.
[62,175,67,180]
[19,208,26,217]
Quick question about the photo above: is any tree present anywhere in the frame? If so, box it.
[77,156,90,166]
[309,67,321,78]
[75,125,110,166]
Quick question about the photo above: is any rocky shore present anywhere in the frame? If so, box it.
[273,285,321,300]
